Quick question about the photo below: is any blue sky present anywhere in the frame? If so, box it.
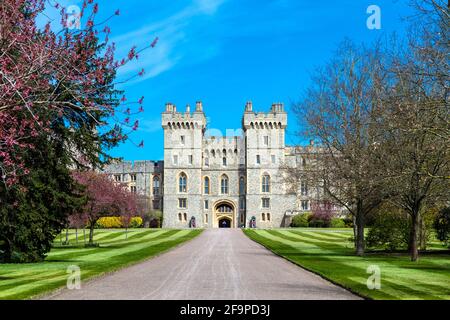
[41,0,414,160]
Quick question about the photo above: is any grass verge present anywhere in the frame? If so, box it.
[0,228,202,299]
[243,228,450,300]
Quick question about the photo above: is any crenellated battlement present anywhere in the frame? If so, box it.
[242,101,287,130]
[203,135,245,154]
[162,101,206,129]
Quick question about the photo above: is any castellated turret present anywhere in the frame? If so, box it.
[162,101,206,228]
[242,101,294,228]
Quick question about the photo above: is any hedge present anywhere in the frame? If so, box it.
[95,216,143,229]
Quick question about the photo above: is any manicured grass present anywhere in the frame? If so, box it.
[0,228,202,300]
[243,228,450,300]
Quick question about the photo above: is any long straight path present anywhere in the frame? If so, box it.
[44,229,359,300]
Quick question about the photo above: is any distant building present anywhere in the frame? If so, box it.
[103,160,163,212]
[103,101,328,228]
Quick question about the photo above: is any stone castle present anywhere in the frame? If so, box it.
[104,101,322,228]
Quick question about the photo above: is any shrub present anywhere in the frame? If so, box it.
[130,217,143,228]
[291,213,310,227]
[419,207,439,250]
[96,216,122,228]
[330,218,345,228]
[433,207,450,246]
[366,210,410,251]
[96,216,143,229]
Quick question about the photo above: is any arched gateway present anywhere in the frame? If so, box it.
[214,200,235,228]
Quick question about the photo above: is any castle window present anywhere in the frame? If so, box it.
[204,177,210,194]
[130,174,136,182]
[205,214,208,223]
[239,176,245,194]
[153,176,160,195]
[178,213,182,221]
[262,198,270,208]
[114,175,121,182]
[178,198,187,209]
[222,157,227,166]
[262,213,266,221]
[173,155,178,165]
[205,157,209,166]
[130,186,137,193]
[180,135,185,145]
[183,213,187,221]
[262,175,270,193]
[204,200,209,210]
[256,155,261,165]
[188,155,193,165]
[301,181,308,195]
[239,198,246,210]
[264,136,269,145]
[220,175,229,194]
[301,200,309,211]
[267,213,271,221]
[217,204,233,213]
[179,173,187,193]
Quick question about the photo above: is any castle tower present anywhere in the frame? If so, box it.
[162,101,206,228]
[242,102,294,227]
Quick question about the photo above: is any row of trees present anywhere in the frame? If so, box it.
[287,0,449,261]
[0,0,154,262]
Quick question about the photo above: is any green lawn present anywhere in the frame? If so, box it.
[244,228,450,300]
[0,228,202,300]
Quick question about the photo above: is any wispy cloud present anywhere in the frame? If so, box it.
[113,0,227,83]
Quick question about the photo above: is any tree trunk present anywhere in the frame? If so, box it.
[410,210,421,261]
[83,228,86,245]
[418,217,427,250]
[355,210,365,256]
[65,228,69,244]
[89,222,95,245]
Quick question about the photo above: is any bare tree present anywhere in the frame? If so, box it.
[290,41,388,256]
[406,0,449,156]
[374,0,450,261]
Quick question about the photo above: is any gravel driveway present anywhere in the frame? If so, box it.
[43,229,359,300]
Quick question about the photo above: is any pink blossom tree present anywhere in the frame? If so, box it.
[310,200,337,226]
[0,0,157,185]
[0,0,157,261]
[72,170,137,245]
[118,190,138,239]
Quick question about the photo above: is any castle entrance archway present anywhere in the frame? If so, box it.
[214,200,235,228]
